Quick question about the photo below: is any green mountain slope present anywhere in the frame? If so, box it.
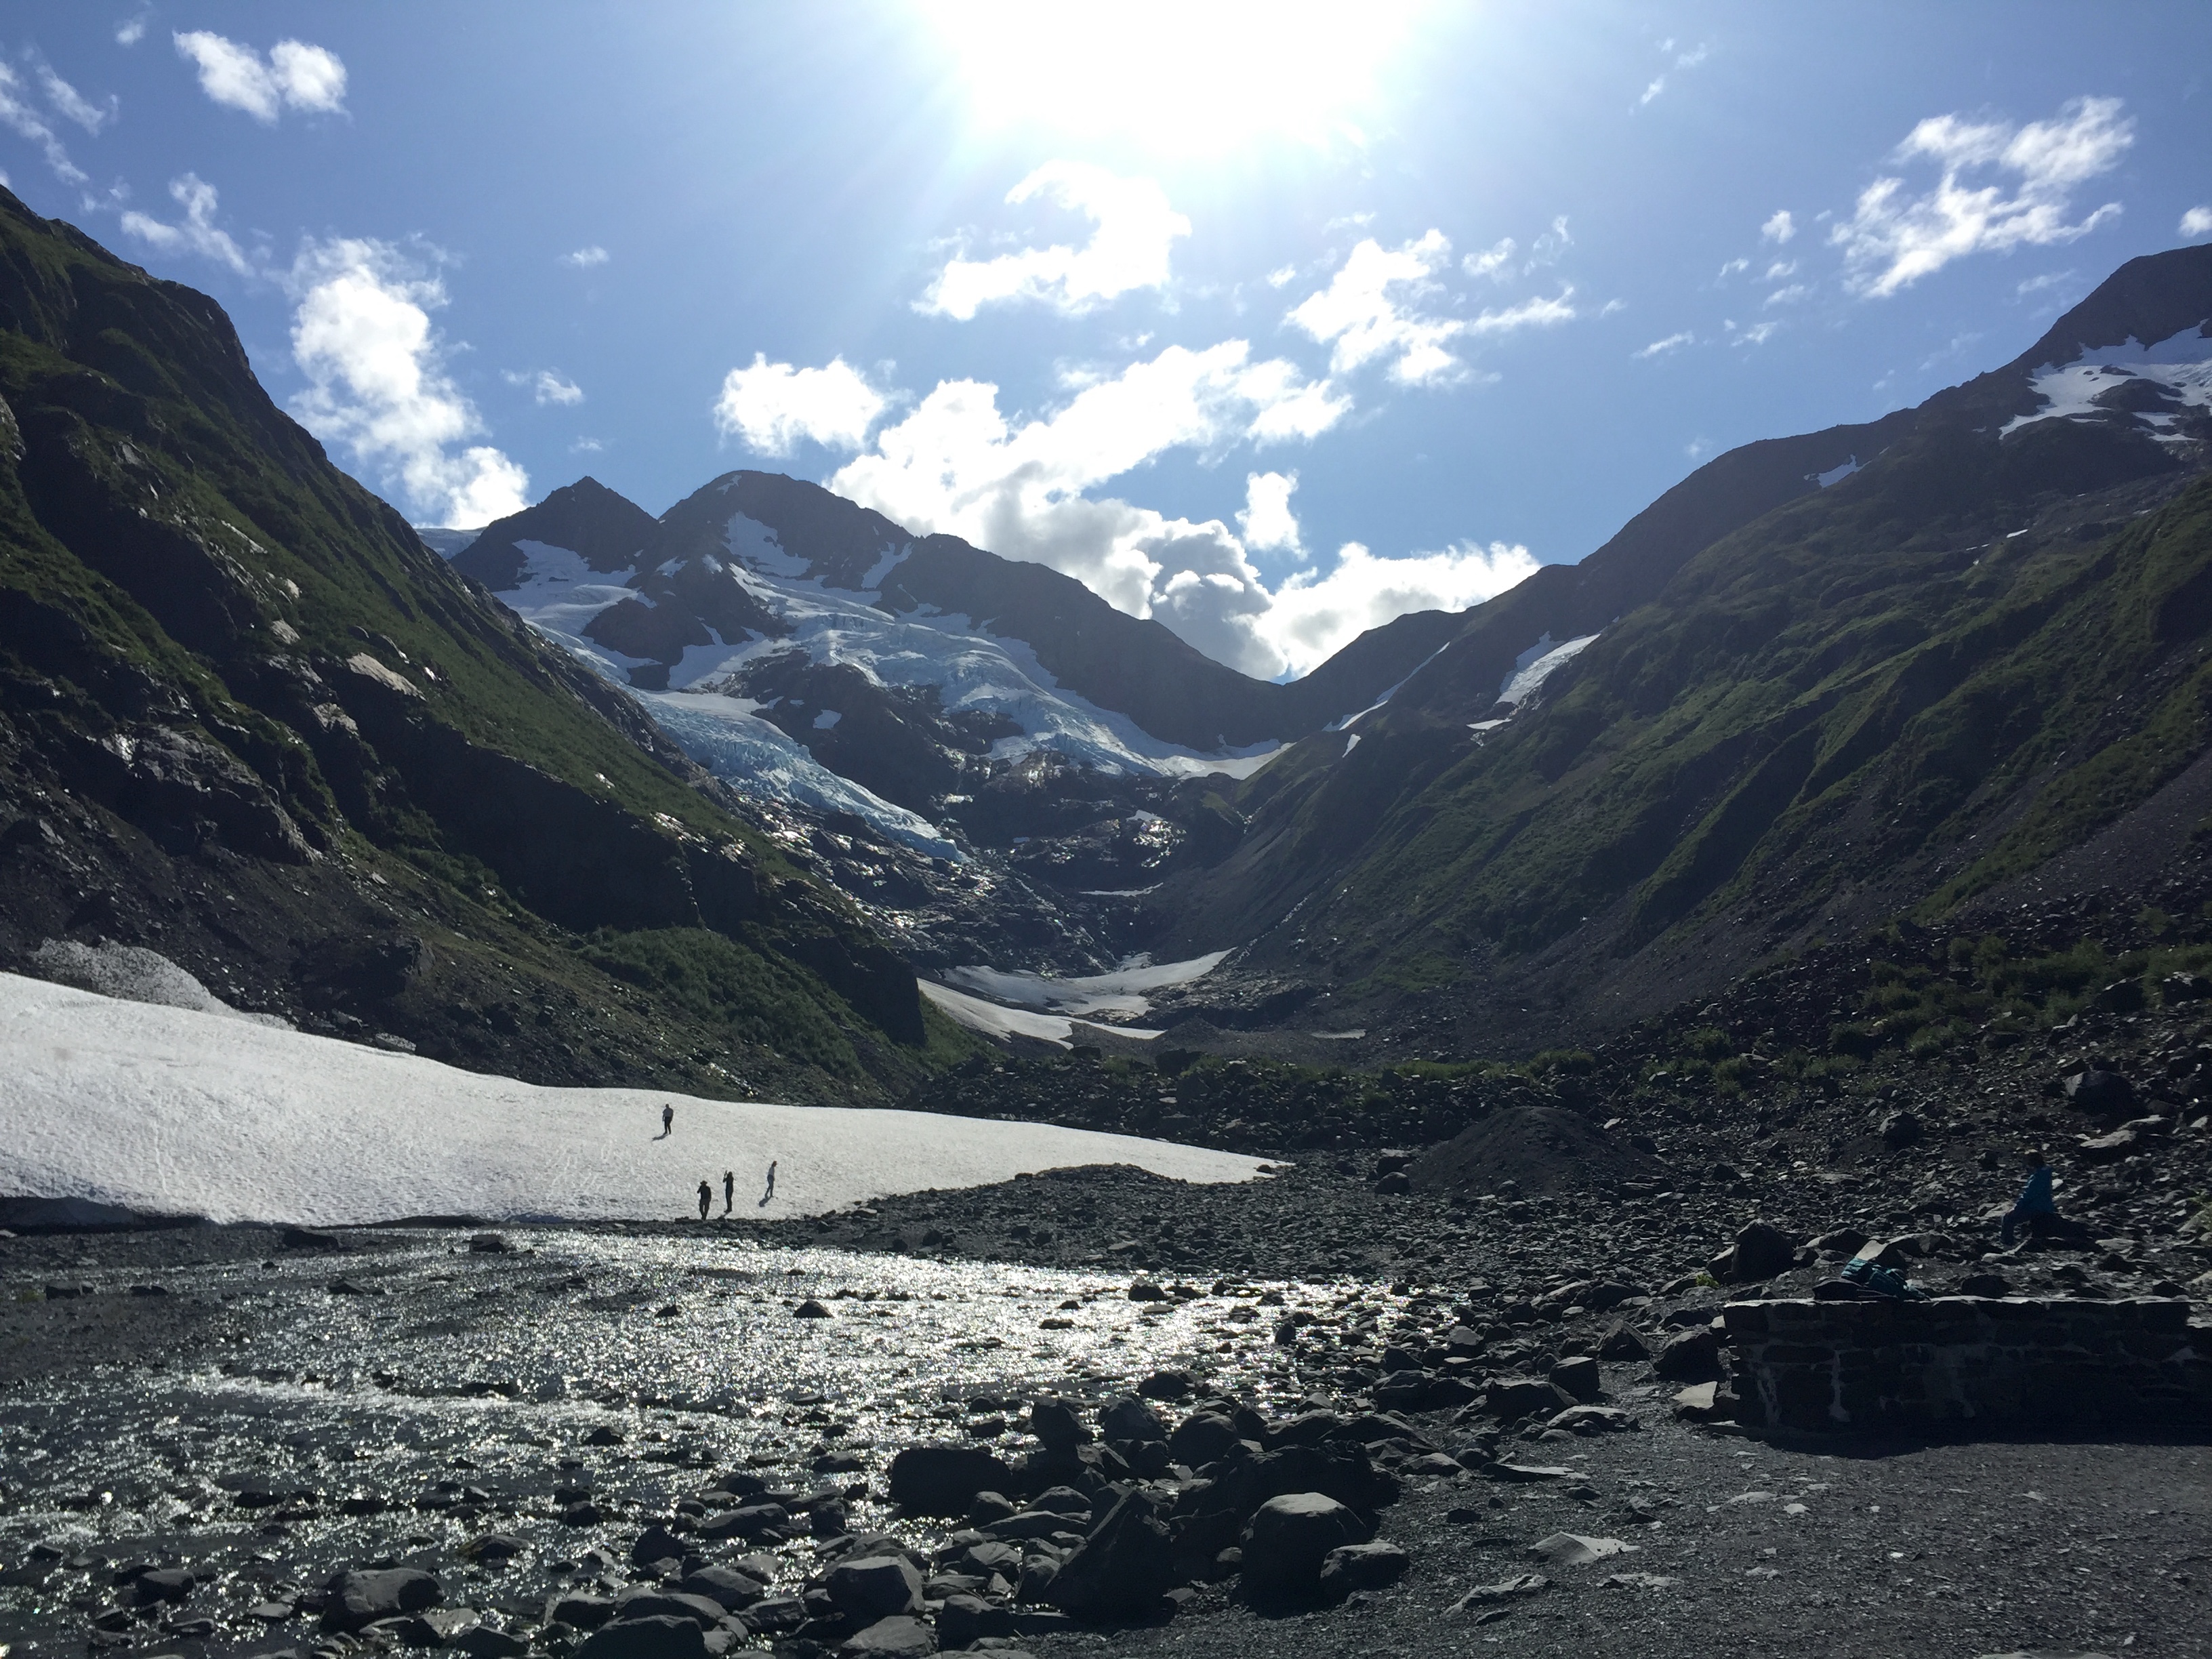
[0,187,960,1102]
[1150,245,2212,1049]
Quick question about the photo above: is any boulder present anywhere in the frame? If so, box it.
[575,1616,707,1659]
[1547,1357,1602,1403]
[549,1593,614,1629]
[1528,1533,1636,1568]
[1879,1111,1923,1151]
[610,1589,725,1629]
[2064,1069,2136,1115]
[1099,1396,1166,1444]
[694,1503,790,1542]
[1027,1397,1090,1452]
[839,1614,935,1657]
[1547,1405,1637,1434]
[678,1565,765,1612]
[631,1524,687,1567]
[1044,1488,1178,1620]
[1169,1441,1397,1559]
[1486,1375,1574,1420]
[323,1568,442,1631]
[1727,1220,1796,1282]
[935,1593,1015,1648]
[825,1557,922,1622]
[1597,1322,1651,1362]
[1450,1572,1548,1610]
[1241,1494,1368,1607]
[887,1446,1015,1515]
[1168,1410,1242,1467]
[1136,1370,1192,1401]
[1317,1540,1408,1597]
[1653,1326,1723,1382]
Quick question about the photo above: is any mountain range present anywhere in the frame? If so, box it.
[4,178,2211,1094]
[0,184,962,1104]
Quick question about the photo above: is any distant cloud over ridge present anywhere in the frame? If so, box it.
[285,237,527,527]
[1834,94,2131,296]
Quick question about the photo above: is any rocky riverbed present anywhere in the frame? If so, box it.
[3,1150,2210,1659]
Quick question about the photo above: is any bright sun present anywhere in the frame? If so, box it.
[918,0,1423,155]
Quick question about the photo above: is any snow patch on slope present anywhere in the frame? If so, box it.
[2003,325,2212,443]
[1498,633,1601,705]
[0,975,1262,1225]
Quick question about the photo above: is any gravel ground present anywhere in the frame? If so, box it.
[2,1186,2207,1659]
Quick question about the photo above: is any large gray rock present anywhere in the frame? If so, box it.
[1099,1395,1166,1444]
[1027,1397,1089,1451]
[1486,1375,1574,1420]
[1654,1325,1723,1382]
[1547,1357,1602,1402]
[1242,1492,1369,1607]
[1728,1219,1796,1281]
[1238,1495,1371,1610]
[1318,1540,1409,1597]
[935,1593,1016,1647]
[888,1445,1015,1515]
[611,1588,724,1629]
[678,1565,766,1611]
[1044,1488,1177,1620]
[839,1614,935,1656]
[575,1616,708,1659]
[826,1555,922,1622]
[323,1568,442,1631]
[2065,1068,2136,1114]
[1167,1410,1241,1467]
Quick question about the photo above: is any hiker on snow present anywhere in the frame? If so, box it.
[660,1103,674,1139]
[760,1160,777,1206]
[697,1179,712,1221]
[722,1170,735,1214]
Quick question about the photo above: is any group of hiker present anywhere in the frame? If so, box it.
[657,1102,777,1219]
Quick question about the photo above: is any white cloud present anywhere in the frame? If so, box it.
[1717,256,1749,279]
[117,14,150,47]
[561,245,609,268]
[1462,237,1516,281]
[1761,209,1797,244]
[1634,331,1694,360]
[1265,263,1298,288]
[1765,260,1797,280]
[285,237,529,528]
[918,161,1189,320]
[821,340,1352,674]
[1833,95,2132,297]
[1526,216,1572,267]
[1639,41,1707,106]
[2015,270,2073,295]
[1729,320,1779,346]
[118,173,251,276]
[1237,470,1302,556]
[506,369,584,407]
[1640,77,1667,107]
[174,32,346,123]
[712,355,888,456]
[0,62,85,184]
[1764,283,1807,307]
[1288,230,1576,388]
[571,437,605,454]
[1599,298,1626,316]
[37,63,116,134]
[2182,207,2212,239]
[1262,540,1536,674]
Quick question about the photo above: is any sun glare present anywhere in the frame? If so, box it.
[919,0,1422,155]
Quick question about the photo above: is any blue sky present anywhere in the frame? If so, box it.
[3,3,2209,678]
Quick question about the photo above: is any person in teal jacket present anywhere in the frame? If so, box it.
[2001,1149,2100,1248]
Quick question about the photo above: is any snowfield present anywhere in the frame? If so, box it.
[0,975,1270,1227]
